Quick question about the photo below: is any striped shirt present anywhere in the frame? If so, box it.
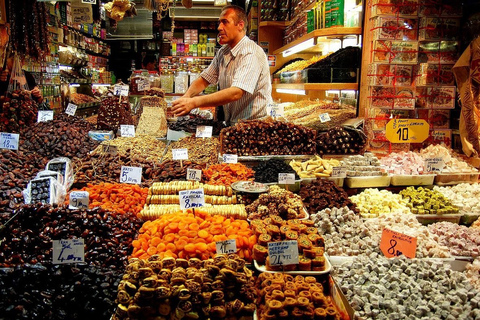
[200,36,273,124]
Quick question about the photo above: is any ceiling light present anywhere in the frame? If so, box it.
[276,88,306,95]
[282,38,316,57]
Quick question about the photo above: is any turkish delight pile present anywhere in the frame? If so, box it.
[379,151,425,175]
[419,144,478,173]
[434,183,480,215]
[428,222,480,257]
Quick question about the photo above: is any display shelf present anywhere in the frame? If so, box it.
[273,27,362,55]
[259,21,290,28]
[273,83,359,91]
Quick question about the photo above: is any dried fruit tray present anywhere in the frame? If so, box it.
[344,175,391,188]
[390,174,435,186]
[253,254,332,275]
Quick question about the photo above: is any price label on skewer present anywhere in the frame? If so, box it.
[38,110,54,123]
[216,239,237,254]
[114,84,129,96]
[222,154,238,163]
[196,125,213,138]
[53,239,85,264]
[65,103,77,116]
[278,173,295,185]
[120,166,142,184]
[69,191,89,209]
[187,168,202,181]
[120,125,135,137]
[0,132,19,150]
[173,148,189,160]
[319,113,331,123]
[179,188,205,210]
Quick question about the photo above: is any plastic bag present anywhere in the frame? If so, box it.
[46,157,74,191]
[8,53,30,93]
[35,170,65,186]
[23,176,66,205]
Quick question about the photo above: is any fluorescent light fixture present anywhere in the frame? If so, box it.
[276,88,306,95]
[69,84,81,87]
[92,83,111,87]
[282,38,316,57]
[326,90,341,96]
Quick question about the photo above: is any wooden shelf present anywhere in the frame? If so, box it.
[273,83,359,91]
[273,27,362,55]
[259,21,290,28]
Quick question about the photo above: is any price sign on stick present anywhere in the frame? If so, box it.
[386,119,429,143]
[173,148,189,160]
[69,191,89,209]
[319,113,331,123]
[0,133,19,150]
[266,103,284,118]
[424,157,444,173]
[187,168,202,181]
[278,173,295,185]
[268,241,299,266]
[114,85,129,96]
[120,125,135,137]
[120,166,142,184]
[223,154,238,163]
[53,239,85,264]
[179,188,205,209]
[65,103,77,116]
[380,228,417,259]
[216,239,237,254]
[196,125,213,138]
[38,110,54,123]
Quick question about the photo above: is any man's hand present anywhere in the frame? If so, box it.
[30,87,43,102]
[171,97,197,116]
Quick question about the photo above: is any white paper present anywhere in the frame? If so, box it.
[319,113,331,123]
[65,103,77,116]
[172,148,189,160]
[331,166,347,178]
[179,188,205,209]
[425,157,444,172]
[120,125,135,137]
[196,125,213,138]
[278,173,296,185]
[187,168,202,181]
[38,110,54,123]
[53,239,85,264]
[266,103,284,118]
[216,239,237,254]
[0,132,19,150]
[223,154,238,163]
[69,191,89,210]
[114,84,129,96]
[120,166,142,184]
[267,240,299,266]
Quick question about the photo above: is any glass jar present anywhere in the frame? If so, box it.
[129,70,144,94]
[161,68,174,93]
[174,64,189,94]
[149,71,161,88]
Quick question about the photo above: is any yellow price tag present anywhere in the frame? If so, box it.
[385,119,429,143]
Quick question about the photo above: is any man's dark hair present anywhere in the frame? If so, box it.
[222,5,248,32]
[142,55,157,68]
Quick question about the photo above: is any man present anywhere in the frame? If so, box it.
[142,55,157,71]
[171,5,272,124]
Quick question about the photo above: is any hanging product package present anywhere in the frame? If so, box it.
[45,157,74,191]
[23,176,65,205]
[7,54,30,93]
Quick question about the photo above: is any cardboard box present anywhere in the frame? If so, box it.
[417,109,450,128]
[418,41,459,64]
[419,17,460,41]
[415,86,455,109]
[419,0,462,17]
[371,0,418,16]
[416,63,455,86]
[368,64,413,86]
[370,86,415,109]
[372,16,418,41]
[373,40,418,64]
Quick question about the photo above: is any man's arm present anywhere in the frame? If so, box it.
[183,76,210,98]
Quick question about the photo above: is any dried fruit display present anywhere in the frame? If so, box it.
[316,126,367,155]
[113,255,256,320]
[92,136,166,161]
[70,93,99,104]
[168,115,226,136]
[164,136,220,165]
[97,96,134,133]
[254,158,299,183]
[300,179,358,215]
[289,156,341,178]
[246,185,306,220]
[0,90,39,133]
[202,163,254,185]
[139,204,247,220]
[130,211,255,261]
[220,120,316,156]
[350,188,411,218]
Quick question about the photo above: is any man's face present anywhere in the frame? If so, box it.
[217,9,243,46]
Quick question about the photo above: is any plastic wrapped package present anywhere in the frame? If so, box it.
[46,157,74,190]
[23,177,65,205]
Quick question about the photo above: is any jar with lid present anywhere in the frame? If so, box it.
[161,67,174,93]
[149,71,161,88]
[175,64,189,94]
[189,62,201,86]
[129,70,145,94]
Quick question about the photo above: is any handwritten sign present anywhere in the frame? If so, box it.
[266,103,284,118]
[71,5,93,24]
[278,173,295,185]
[331,166,347,178]
[114,84,129,97]
[82,0,96,3]
[53,239,85,264]
[120,125,135,137]
[120,166,142,184]
[0,132,19,150]
[196,125,213,138]
[179,188,205,209]
[173,148,189,160]
[424,157,444,173]
[65,103,77,116]
[319,113,331,123]
[187,168,202,181]
[386,119,429,143]
[69,191,89,209]
[267,241,299,266]
[222,154,238,164]
[137,79,150,92]
[38,110,54,123]
[216,239,237,254]
[380,228,417,259]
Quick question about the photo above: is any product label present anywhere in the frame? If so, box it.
[114,84,129,96]
[65,103,77,116]
[172,148,189,160]
[424,157,444,173]
[196,125,213,138]
[319,113,331,123]
[266,103,284,118]
[179,188,205,209]
[187,168,202,181]
[120,125,135,137]
[386,119,429,143]
[267,241,299,266]
[69,191,89,210]
[331,166,347,178]
[278,173,296,185]
[0,132,19,150]
[216,239,237,254]
[120,166,142,184]
[222,154,238,163]
[53,239,85,264]
[38,110,54,123]
[137,79,150,92]
[380,228,417,258]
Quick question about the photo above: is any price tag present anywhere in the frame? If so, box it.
[331,166,347,178]
[114,84,129,96]
[120,166,142,184]
[167,128,189,141]
[38,110,54,123]
[380,228,417,259]
[266,103,284,118]
[216,239,237,254]
[179,188,205,209]
[65,103,77,116]
[386,119,429,143]
[69,191,89,209]
[187,168,202,181]
[267,241,299,266]
[222,154,238,163]
[0,132,19,150]
[53,239,85,264]
[120,125,135,137]
[424,157,444,173]
[173,148,189,160]
[196,125,213,138]
[137,79,151,92]
[278,173,295,185]
[82,0,96,3]
[319,113,331,123]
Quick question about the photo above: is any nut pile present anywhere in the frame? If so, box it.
[254,158,299,183]
[289,156,341,178]
[220,120,316,156]
[350,188,411,218]
[434,183,480,215]
[246,185,306,220]
[0,264,121,320]
[112,255,257,320]
[300,179,358,215]
[343,153,385,177]
[334,255,480,319]
[97,96,134,133]
[428,222,480,257]
[0,90,38,133]
[164,136,219,165]
[93,135,167,161]
[400,186,459,215]
[316,126,366,155]
[0,204,142,269]
[21,113,99,159]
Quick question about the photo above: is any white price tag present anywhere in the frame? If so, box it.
[53,239,85,264]
[196,125,213,138]
[187,168,202,181]
[82,0,96,3]
[267,241,299,266]
[331,166,347,178]
[319,113,331,123]
[114,84,129,96]
[120,125,135,137]
[278,173,296,185]
[38,110,54,123]
[179,188,205,209]
[173,148,189,160]
[137,79,151,92]
[216,239,237,254]
[222,154,238,163]
[69,191,89,210]
[65,103,77,116]
[0,132,19,150]
[266,103,284,118]
[425,157,444,173]
[167,128,189,141]
[120,166,142,184]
